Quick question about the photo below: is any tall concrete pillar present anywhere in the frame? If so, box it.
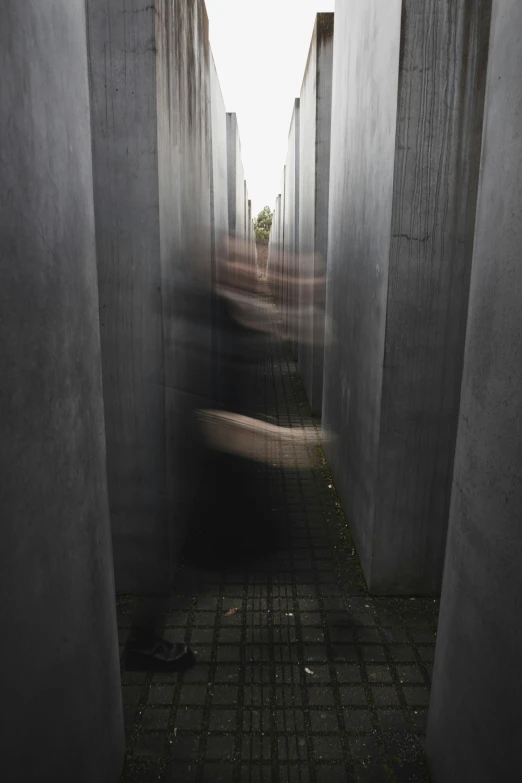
[323,0,491,594]
[0,2,123,779]
[278,170,287,312]
[86,0,213,592]
[283,100,300,354]
[426,2,522,778]
[244,181,248,248]
[248,199,253,268]
[268,195,281,292]
[298,13,334,416]
[226,113,246,271]
[210,50,230,403]
[210,52,229,291]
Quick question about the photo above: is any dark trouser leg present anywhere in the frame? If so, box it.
[128,594,168,646]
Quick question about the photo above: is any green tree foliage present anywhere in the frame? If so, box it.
[254,206,273,245]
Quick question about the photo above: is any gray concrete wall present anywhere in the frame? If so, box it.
[244,180,248,251]
[86,0,166,592]
[247,195,254,271]
[298,14,334,416]
[210,50,230,402]
[268,196,281,290]
[276,167,286,321]
[155,0,213,563]
[283,101,300,353]
[226,113,247,261]
[0,1,123,779]
[271,188,283,306]
[87,0,213,592]
[210,52,229,290]
[426,2,522,778]
[323,0,402,581]
[323,0,491,594]
[274,199,280,286]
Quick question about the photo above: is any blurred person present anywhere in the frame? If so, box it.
[183,241,284,569]
[123,244,215,672]
[124,240,321,669]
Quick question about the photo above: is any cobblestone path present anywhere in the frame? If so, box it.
[117,284,438,782]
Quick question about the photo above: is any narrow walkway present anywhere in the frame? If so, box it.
[117,283,438,783]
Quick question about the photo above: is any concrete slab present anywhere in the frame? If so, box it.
[268,196,281,291]
[283,100,300,355]
[426,2,522,779]
[247,199,253,268]
[244,180,248,250]
[298,13,334,416]
[210,51,230,291]
[226,113,246,266]
[278,167,287,320]
[1,2,123,778]
[87,0,213,593]
[323,0,491,594]
[210,50,230,401]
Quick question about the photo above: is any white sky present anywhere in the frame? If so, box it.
[205,0,335,218]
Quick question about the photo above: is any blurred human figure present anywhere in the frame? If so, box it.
[124,239,321,669]
[183,243,283,568]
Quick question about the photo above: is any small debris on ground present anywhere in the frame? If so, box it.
[305,668,314,675]
[224,607,239,616]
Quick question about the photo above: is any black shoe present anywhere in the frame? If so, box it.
[124,638,196,672]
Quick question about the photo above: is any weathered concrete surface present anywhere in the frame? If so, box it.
[0,2,123,779]
[227,113,247,262]
[155,0,213,567]
[280,169,287,315]
[210,52,229,290]
[87,0,212,593]
[323,0,491,594]
[426,2,522,778]
[283,100,300,355]
[268,197,281,289]
[298,14,334,416]
[246,192,255,272]
[244,180,248,250]
[210,50,230,401]
[274,170,287,311]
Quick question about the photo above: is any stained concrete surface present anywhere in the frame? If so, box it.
[274,168,287,318]
[247,199,253,269]
[86,0,168,593]
[86,0,213,594]
[268,191,283,303]
[323,0,491,595]
[210,52,230,290]
[298,14,334,417]
[426,2,522,779]
[244,181,248,251]
[267,195,281,292]
[155,0,214,573]
[283,101,300,357]
[227,113,247,252]
[210,50,230,404]
[0,2,123,779]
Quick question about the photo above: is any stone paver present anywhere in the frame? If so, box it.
[118,283,437,782]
